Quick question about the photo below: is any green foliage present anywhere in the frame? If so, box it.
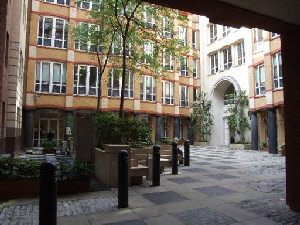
[41,140,57,150]
[224,90,250,143]
[0,158,42,180]
[93,112,152,148]
[191,91,214,141]
[58,161,94,182]
[279,143,285,151]
[261,141,268,148]
[160,138,170,145]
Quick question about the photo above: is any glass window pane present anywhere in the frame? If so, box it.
[79,66,87,86]
[44,18,53,38]
[53,63,61,83]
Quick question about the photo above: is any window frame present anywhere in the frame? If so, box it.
[77,0,101,11]
[209,24,217,43]
[178,26,188,46]
[35,61,66,94]
[161,116,169,140]
[192,30,197,49]
[40,0,70,6]
[223,26,231,37]
[237,41,245,66]
[108,68,134,98]
[179,85,189,107]
[254,28,263,53]
[272,52,283,89]
[193,59,197,78]
[140,75,156,102]
[162,49,174,71]
[142,5,156,29]
[75,22,101,52]
[162,17,173,38]
[73,65,99,96]
[162,81,174,105]
[255,64,266,96]
[210,52,218,75]
[143,40,155,64]
[223,47,232,70]
[38,16,68,49]
[180,56,188,76]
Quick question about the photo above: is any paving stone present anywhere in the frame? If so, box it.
[195,162,211,165]
[206,173,238,180]
[104,219,146,225]
[220,161,236,164]
[173,207,237,225]
[194,186,236,196]
[182,168,208,173]
[212,166,237,170]
[142,191,187,205]
[168,177,200,184]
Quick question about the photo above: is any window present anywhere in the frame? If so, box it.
[254,28,263,53]
[210,53,218,74]
[77,0,100,11]
[75,23,100,52]
[38,16,68,48]
[142,6,156,29]
[223,47,232,70]
[108,68,134,98]
[162,17,173,38]
[40,0,70,6]
[271,32,279,38]
[74,65,99,95]
[161,116,169,140]
[36,61,66,94]
[192,31,196,49]
[193,88,198,102]
[178,26,188,46]
[272,52,283,89]
[143,40,155,64]
[110,33,133,56]
[255,65,265,95]
[179,85,189,107]
[209,24,217,43]
[162,50,174,71]
[140,76,156,102]
[162,81,174,104]
[223,26,231,37]
[180,56,188,76]
[237,42,245,65]
[193,59,197,78]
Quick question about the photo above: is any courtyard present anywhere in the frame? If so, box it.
[1,146,298,225]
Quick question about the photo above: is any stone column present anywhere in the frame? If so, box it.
[155,116,161,143]
[188,118,194,145]
[251,112,259,150]
[282,30,300,211]
[25,109,34,148]
[267,108,278,154]
[173,117,180,139]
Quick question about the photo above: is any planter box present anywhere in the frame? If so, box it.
[230,143,251,150]
[42,149,56,154]
[194,141,209,147]
[0,179,90,200]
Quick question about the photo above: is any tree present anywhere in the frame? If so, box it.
[224,90,250,143]
[75,0,189,118]
[191,91,214,141]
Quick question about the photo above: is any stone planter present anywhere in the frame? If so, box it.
[230,143,251,150]
[194,141,209,147]
[263,147,269,151]
[57,180,90,194]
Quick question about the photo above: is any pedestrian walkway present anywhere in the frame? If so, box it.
[1,146,300,225]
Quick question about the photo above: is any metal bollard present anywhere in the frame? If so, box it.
[172,142,178,174]
[118,150,128,208]
[39,161,57,225]
[153,144,160,186]
[184,140,190,166]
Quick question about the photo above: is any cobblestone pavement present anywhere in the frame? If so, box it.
[1,145,299,225]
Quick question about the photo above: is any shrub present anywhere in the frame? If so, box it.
[58,161,94,182]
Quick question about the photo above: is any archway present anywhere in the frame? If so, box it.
[210,77,240,146]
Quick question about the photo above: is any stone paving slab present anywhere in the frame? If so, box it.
[205,173,238,180]
[194,185,236,196]
[168,177,200,184]
[142,191,187,205]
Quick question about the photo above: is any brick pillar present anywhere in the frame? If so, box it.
[188,118,194,145]
[25,109,34,148]
[251,112,259,150]
[282,29,300,211]
[173,117,180,139]
[267,108,278,154]
[155,115,161,143]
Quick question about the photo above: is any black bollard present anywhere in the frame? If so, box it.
[153,144,160,186]
[172,142,178,174]
[184,140,190,166]
[118,150,128,208]
[39,161,57,225]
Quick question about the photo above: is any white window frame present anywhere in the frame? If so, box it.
[254,28,263,53]
[35,61,66,94]
[255,64,266,96]
[77,0,101,11]
[75,22,100,52]
[209,24,217,43]
[40,0,70,6]
[108,68,134,98]
[143,40,155,64]
[193,88,198,102]
[161,116,169,140]
[237,41,245,66]
[193,59,197,78]
[162,49,174,71]
[38,16,68,49]
[178,26,188,46]
[162,17,173,38]
[142,5,156,29]
[180,56,188,76]
[73,65,99,96]
[271,32,279,38]
[210,52,218,74]
[140,75,156,102]
[223,26,231,37]
[192,30,196,49]
[162,81,174,105]
[179,85,189,107]
[272,52,283,89]
[223,47,232,70]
